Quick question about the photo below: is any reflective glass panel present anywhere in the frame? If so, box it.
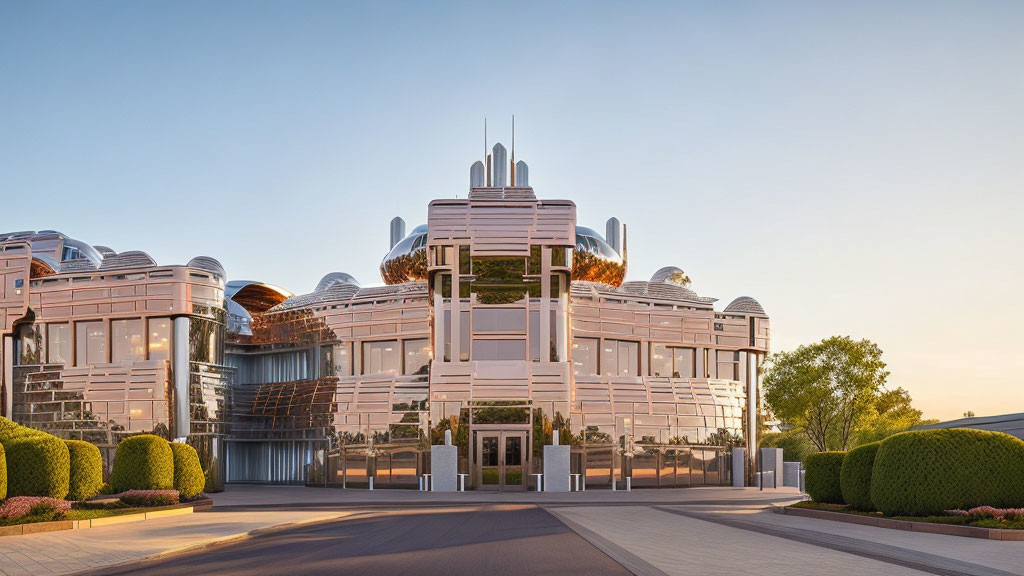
[47,323,71,366]
[333,343,350,376]
[76,321,106,366]
[572,338,598,375]
[112,319,145,363]
[148,318,171,362]
[472,339,525,361]
[403,338,430,375]
[17,324,42,365]
[362,340,399,375]
[651,344,672,377]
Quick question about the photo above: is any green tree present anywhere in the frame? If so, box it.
[853,386,934,445]
[763,336,889,451]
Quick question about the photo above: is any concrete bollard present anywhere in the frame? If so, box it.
[626,477,631,491]
[369,477,374,491]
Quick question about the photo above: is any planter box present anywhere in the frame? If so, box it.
[0,498,212,538]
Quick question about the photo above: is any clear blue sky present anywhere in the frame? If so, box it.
[2,1,1022,420]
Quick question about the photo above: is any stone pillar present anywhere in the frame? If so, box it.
[543,431,570,492]
[732,447,746,487]
[760,447,783,489]
[431,430,459,491]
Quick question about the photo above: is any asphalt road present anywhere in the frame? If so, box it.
[98,504,633,576]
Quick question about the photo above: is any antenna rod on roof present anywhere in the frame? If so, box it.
[511,114,516,185]
[483,118,487,167]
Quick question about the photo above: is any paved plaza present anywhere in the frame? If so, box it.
[0,486,1022,576]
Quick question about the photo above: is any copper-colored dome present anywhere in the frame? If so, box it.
[573,226,626,286]
[380,225,428,284]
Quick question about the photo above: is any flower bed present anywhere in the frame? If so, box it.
[0,497,72,522]
[791,501,1024,530]
[119,489,180,507]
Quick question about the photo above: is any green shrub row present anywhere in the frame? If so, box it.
[870,428,1024,516]
[805,451,846,504]
[840,441,880,510]
[110,434,174,493]
[2,417,205,502]
[0,443,6,501]
[66,440,104,501]
[804,428,1024,517]
[170,442,205,500]
[5,436,70,499]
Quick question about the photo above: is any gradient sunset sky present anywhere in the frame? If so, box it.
[2,1,1021,420]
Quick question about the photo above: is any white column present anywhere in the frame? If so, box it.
[745,352,758,484]
[173,317,191,438]
[540,247,550,361]
[451,255,461,363]
[434,291,444,361]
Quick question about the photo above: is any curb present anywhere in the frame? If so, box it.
[779,506,1024,541]
[0,499,212,538]
[544,507,670,576]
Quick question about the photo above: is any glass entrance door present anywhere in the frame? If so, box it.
[475,431,527,491]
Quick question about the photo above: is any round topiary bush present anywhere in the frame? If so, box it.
[840,441,880,510]
[0,442,7,501]
[871,428,1024,516]
[170,442,205,500]
[0,416,46,446]
[805,451,846,504]
[109,435,174,493]
[65,440,103,501]
[5,436,70,499]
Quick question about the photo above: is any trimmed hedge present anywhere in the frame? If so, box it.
[65,440,104,501]
[0,416,46,446]
[110,435,174,492]
[871,429,1024,516]
[0,442,6,500]
[840,442,880,510]
[170,442,205,500]
[5,436,70,499]
[805,451,846,504]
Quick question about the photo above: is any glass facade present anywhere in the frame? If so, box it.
[2,152,767,491]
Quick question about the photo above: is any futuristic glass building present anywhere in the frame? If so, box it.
[0,144,769,491]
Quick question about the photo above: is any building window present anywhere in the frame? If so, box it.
[189,317,223,364]
[602,339,638,377]
[651,344,695,378]
[472,339,526,361]
[363,340,399,375]
[76,321,107,366]
[474,308,526,333]
[572,338,599,376]
[16,324,42,365]
[47,324,71,366]
[403,338,431,375]
[333,343,350,377]
[112,319,145,363]
[148,318,172,362]
[716,350,740,381]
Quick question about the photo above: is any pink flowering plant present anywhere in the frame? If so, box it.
[944,507,1024,522]
[119,489,180,507]
[0,497,72,520]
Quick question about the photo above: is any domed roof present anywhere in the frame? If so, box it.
[650,266,691,287]
[187,256,226,280]
[380,225,428,284]
[315,272,360,292]
[724,296,766,316]
[573,226,625,286]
